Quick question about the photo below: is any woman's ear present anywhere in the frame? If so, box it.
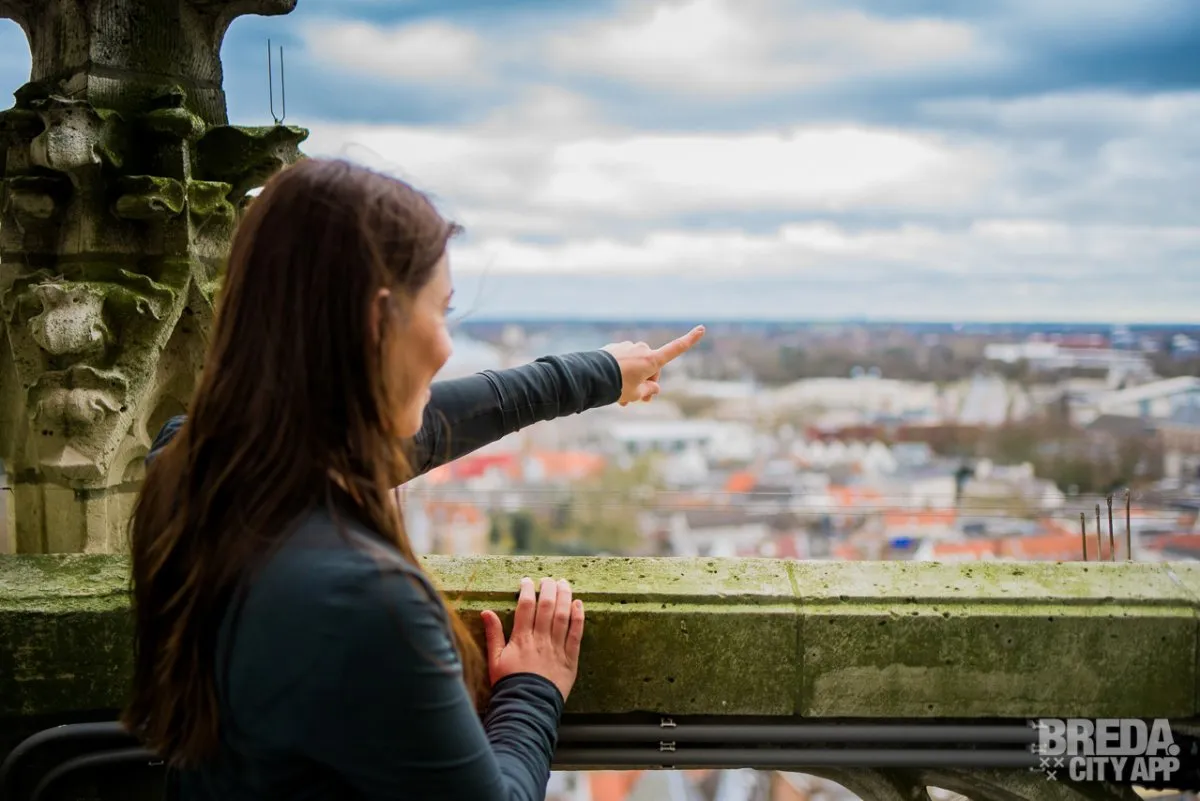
[369,287,393,347]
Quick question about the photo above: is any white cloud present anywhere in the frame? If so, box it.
[447,220,1200,283]
[301,19,484,82]
[530,128,993,216]
[920,90,1200,224]
[304,107,997,235]
[546,0,991,97]
[297,0,992,98]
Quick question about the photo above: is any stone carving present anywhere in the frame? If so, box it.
[0,0,308,552]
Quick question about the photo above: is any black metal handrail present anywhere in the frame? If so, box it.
[29,748,163,801]
[2,718,1197,797]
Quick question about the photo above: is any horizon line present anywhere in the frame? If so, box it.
[453,316,1200,329]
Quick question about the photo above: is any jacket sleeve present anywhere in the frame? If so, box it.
[303,569,563,801]
[407,350,621,475]
[144,351,623,474]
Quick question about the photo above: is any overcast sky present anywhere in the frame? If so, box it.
[2,0,1199,322]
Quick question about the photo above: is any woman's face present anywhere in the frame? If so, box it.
[388,254,455,438]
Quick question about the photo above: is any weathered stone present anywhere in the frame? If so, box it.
[1,555,1197,722]
[438,555,800,716]
[789,560,1198,719]
[0,1,308,552]
[0,0,297,127]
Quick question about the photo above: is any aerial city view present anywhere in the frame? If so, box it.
[1,0,1198,800]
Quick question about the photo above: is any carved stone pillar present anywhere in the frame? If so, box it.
[0,0,308,552]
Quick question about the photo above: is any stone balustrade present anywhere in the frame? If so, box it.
[2,554,1197,799]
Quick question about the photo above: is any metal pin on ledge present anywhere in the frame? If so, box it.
[1126,489,1133,561]
[1079,511,1088,561]
[1095,504,1103,561]
[1106,494,1116,562]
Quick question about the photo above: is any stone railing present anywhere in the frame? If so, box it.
[2,554,1198,800]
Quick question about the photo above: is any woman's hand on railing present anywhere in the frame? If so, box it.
[482,577,585,702]
[603,324,706,406]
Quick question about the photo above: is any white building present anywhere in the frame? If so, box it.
[765,376,941,421]
[984,341,1151,376]
[605,420,757,463]
[1073,376,1200,426]
[666,509,772,557]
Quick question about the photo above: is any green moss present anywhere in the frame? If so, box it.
[141,107,206,141]
[194,124,309,200]
[1,554,1198,720]
[187,180,235,219]
[114,175,186,220]
[5,268,179,331]
[0,555,129,612]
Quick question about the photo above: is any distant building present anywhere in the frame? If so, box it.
[664,509,773,557]
[1085,376,1200,423]
[984,341,1151,376]
[405,499,490,555]
[605,420,756,463]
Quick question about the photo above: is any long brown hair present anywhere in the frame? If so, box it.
[122,158,483,766]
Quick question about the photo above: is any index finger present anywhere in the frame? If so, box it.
[513,577,537,637]
[652,325,705,366]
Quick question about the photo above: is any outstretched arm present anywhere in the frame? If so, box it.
[145,327,705,473]
[407,350,621,476]
[406,323,705,474]
[144,350,622,472]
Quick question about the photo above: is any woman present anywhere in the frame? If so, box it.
[125,157,703,801]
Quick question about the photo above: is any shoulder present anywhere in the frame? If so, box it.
[247,509,449,641]
[223,510,458,737]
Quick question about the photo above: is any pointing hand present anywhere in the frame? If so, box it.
[602,325,706,406]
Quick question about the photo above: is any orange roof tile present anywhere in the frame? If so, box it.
[828,486,883,508]
[884,510,957,528]
[1040,518,1076,537]
[425,501,486,526]
[589,771,643,801]
[422,464,455,485]
[724,471,757,493]
[1001,533,1096,561]
[832,543,863,560]
[532,450,607,480]
[931,540,999,559]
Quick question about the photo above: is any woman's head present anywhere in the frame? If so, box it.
[123,159,481,765]
[223,158,458,440]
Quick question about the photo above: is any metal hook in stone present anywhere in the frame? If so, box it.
[268,39,286,125]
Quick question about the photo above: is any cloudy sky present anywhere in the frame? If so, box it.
[2,0,1199,322]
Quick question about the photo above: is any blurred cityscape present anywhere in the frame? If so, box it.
[398,319,1200,801]
[405,320,1200,568]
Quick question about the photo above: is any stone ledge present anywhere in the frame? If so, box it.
[1,555,1197,720]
